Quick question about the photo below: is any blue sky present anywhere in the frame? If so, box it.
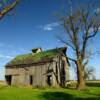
[0,0,100,80]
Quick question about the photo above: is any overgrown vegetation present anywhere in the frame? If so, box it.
[6,48,65,66]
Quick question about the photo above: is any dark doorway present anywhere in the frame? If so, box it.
[47,75,52,86]
[30,75,33,85]
[60,61,65,86]
[56,62,58,80]
[5,75,12,85]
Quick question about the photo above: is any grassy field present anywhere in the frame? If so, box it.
[0,85,100,100]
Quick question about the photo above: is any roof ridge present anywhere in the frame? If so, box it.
[6,47,67,67]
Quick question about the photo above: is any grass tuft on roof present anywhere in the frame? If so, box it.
[6,49,59,66]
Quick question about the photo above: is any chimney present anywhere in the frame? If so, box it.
[31,48,42,55]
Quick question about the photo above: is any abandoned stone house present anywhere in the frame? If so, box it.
[5,47,69,87]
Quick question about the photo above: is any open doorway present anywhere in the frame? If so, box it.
[5,75,12,85]
[60,61,65,86]
[47,75,52,86]
[30,75,33,85]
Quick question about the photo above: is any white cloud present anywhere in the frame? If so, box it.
[0,54,13,59]
[99,26,100,30]
[40,22,59,31]
[89,26,100,33]
[44,27,53,31]
[89,28,94,33]
[0,43,28,55]
[0,67,5,80]
[0,43,28,80]
[95,8,100,15]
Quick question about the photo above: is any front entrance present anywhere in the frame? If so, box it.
[47,75,52,86]
[5,75,12,85]
[30,75,33,85]
[60,61,65,86]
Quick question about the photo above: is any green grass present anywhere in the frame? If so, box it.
[0,86,100,100]
[86,81,100,87]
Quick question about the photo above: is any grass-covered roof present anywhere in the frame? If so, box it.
[6,47,67,67]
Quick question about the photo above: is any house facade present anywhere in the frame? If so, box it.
[5,47,69,87]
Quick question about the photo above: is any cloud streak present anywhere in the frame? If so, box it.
[0,43,28,80]
[40,22,59,31]
[95,8,100,15]
[0,54,13,59]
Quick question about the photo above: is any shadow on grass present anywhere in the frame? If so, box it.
[0,85,8,90]
[40,92,100,100]
[86,83,100,87]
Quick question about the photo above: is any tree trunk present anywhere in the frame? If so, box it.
[76,60,86,90]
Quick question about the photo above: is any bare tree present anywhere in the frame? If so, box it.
[57,0,100,90]
[0,0,19,19]
[84,66,96,80]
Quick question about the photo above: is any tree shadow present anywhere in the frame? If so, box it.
[86,83,100,87]
[0,85,8,90]
[40,91,100,100]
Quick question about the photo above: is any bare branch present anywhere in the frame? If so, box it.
[67,56,76,63]
[57,0,100,89]
[56,35,76,51]
[83,59,89,69]
[0,0,19,19]
[87,25,100,39]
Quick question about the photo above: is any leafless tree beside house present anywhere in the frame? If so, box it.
[57,0,100,90]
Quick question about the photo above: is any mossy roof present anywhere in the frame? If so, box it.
[6,47,67,67]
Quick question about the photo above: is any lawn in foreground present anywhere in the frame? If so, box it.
[0,86,100,100]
